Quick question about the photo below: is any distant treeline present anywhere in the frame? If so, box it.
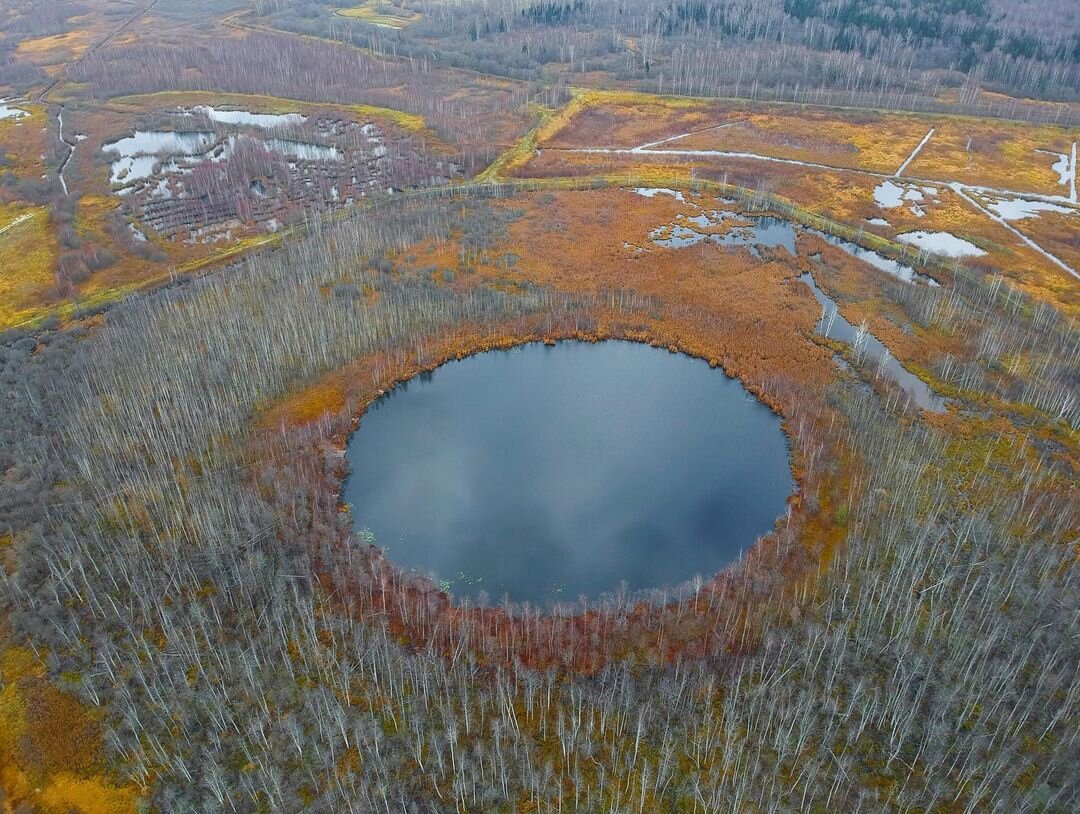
[257,0,1080,117]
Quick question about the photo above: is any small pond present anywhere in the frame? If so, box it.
[186,106,306,129]
[896,231,985,258]
[344,341,794,605]
[986,197,1074,221]
[103,130,215,158]
[266,138,341,161]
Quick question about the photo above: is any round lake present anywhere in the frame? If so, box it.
[344,340,794,605]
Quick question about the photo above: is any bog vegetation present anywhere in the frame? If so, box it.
[0,0,1078,811]
[2,184,1078,810]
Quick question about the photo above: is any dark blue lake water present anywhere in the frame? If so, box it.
[344,340,793,605]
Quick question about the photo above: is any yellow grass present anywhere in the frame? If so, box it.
[495,88,1079,313]
[39,774,139,814]
[0,206,58,329]
[0,195,167,330]
[904,119,1079,194]
[669,109,933,173]
[108,90,308,115]
[534,91,937,174]
[1006,207,1080,273]
[349,103,428,133]
[15,30,93,64]
[569,87,714,112]
[53,279,158,324]
[529,89,1080,193]
[111,31,141,49]
[0,657,31,757]
[478,88,676,181]
[0,643,139,814]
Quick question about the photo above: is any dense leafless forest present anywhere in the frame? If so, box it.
[11,0,1078,124]
[259,0,1080,113]
[2,188,1077,810]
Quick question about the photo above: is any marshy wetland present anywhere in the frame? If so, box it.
[1,1,1078,810]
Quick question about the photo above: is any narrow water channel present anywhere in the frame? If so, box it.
[799,272,946,412]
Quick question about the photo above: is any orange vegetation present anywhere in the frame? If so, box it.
[762,171,1080,315]
[0,511,137,813]
[4,91,465,328]
[255,189,1068,684]
[644,108,934,174]
[262,313,852,673]
[511,148,1078,316]
[908,119,1079,195]
[0,205,60,329]
[15,30,94,66]
[250,184,1067,676]
[1005,207,1080,277]
[534,92,1080,193]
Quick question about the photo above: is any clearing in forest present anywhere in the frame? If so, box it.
[334,2,424,29]
[0,206,58,328]
[498,90,1080,301]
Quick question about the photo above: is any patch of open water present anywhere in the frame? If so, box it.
[344,341,795,605]
[187,106,306,129]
